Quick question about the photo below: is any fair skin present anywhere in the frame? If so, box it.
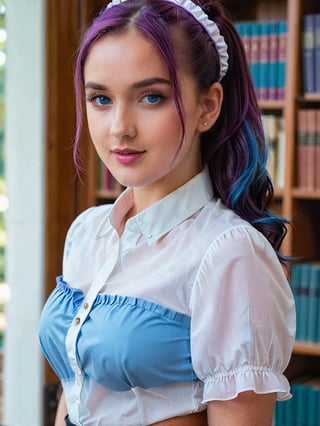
[55,391,67,426]
[84,29,220,217]
[55,29,276,425]
[207,391,276,426]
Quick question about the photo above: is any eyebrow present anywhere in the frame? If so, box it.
[84,77,171,91]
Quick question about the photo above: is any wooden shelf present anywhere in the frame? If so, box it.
[301,93,320,102]
[292,188,320,200]
[258,100,286,111]
[294,342,320,357]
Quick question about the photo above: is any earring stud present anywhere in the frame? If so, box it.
[202,122,208,126]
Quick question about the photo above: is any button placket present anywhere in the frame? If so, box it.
[65,233,121,422]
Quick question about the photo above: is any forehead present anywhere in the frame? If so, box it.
[84,30,170,83]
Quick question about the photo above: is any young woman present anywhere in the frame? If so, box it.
[39,0,296,425]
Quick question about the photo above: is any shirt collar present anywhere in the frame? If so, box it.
[97,168,214,245]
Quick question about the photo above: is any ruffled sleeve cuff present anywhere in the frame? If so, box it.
[202,365,292,403]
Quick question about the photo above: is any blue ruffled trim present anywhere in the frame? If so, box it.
[56,275,191,326]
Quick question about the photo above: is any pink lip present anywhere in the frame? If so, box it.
[112,148,146,165]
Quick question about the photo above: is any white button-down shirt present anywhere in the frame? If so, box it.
[40,169,295,426]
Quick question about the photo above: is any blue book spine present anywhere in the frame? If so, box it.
[235,22,244,37]
[249,22,261,99]
[313,388,320,426]
[315,14,320,92]
[269,21,279,100]
[290,264,302,341]
[259,22,270,100]
[285,383,298,425]
[304,377,320,425]
[317,276,320,343]
[242,22,252,64]
[307,264,320,342]
[299,263,311,342]
[308,385,320,425]
[274,401,285,425]
[235,22,252,64]
[277,20,287,100]
[302,14,315,94]
[296,384,309,425]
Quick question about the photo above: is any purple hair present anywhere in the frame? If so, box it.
[74,0,289,263]
[74,0,221,166]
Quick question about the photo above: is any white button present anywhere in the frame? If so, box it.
[128,222,139,232]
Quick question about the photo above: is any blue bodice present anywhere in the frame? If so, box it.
[39,277,198,391]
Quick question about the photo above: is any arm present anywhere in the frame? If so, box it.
[207,391,276,426]
[55,391,68,426]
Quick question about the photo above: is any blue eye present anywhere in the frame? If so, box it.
[96,95,111,106]
[86,94,111,106]
[143,93,163,105]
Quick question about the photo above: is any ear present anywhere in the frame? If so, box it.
[197,82,223,132]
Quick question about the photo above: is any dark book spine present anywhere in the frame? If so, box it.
[315,14,320,92]
[302,14,315,94]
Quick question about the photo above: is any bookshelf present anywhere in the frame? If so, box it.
[43,0,320,423]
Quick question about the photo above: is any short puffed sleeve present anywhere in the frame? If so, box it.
[62,207,96,268]
[190,225,296,403]
[62,205,112,286]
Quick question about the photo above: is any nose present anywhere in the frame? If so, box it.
[109,102,136,140]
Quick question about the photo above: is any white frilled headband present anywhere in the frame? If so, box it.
[106,0,229,81]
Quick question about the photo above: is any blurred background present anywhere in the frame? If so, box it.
[2,1,320,425]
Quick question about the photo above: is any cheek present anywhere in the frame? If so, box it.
[149,109,182,143]
[86,110,105,144]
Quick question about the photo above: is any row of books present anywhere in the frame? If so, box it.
[290,262,320,343]
[274,375,320,425]
[262,114,285,189]
[296,109,320,191]
[235,20,287,101]
[302,14,320,95]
